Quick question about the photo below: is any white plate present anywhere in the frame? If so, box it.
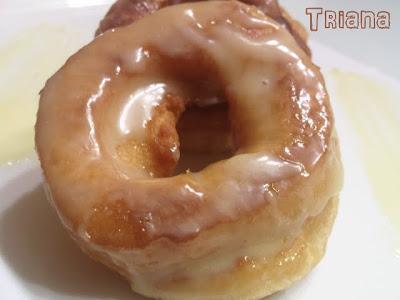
[0,1,399,299]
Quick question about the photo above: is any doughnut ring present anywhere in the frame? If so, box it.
[35,1,343,299]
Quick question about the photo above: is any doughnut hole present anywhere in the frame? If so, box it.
[115,99,234,177]
[175,103,234,174]
[143,100,235,177]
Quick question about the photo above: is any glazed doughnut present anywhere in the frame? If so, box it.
[36,1,343,299]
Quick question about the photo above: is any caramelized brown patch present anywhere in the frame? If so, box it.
[95,0,164,36]
[146,93,185,176]
[116,140,156,175]
[116,93,185,177]
[86,200,153,248]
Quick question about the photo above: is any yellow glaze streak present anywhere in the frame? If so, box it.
[329,69,400,233]
[0,24,85,164]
